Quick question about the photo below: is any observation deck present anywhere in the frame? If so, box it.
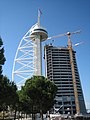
[30,23,48,41]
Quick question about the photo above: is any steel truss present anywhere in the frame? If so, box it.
[12,29,35,88]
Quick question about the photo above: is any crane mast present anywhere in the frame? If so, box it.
[67,32,80,114]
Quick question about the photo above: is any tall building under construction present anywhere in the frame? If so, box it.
[44,38,86,114]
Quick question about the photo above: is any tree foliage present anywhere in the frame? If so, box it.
[0,37,6,76]
[0,76,18,111]
[18,76,57,119]
[17,89,32,114]
[0,37,19,119]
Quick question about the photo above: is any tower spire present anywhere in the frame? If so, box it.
[38,9,42,27]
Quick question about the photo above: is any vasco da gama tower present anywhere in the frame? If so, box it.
[44,33,86,115]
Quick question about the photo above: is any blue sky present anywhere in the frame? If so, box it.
[0,0,90,111]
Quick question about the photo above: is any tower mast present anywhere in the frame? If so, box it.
[30,10,48,76]
[38,9,40,27]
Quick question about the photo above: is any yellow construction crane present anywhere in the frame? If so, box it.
[67,31,80,114]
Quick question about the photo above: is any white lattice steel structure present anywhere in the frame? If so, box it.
[12,10,48,88]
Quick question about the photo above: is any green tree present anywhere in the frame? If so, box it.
[0,37,19,119]
[21,76,57,120]
[0,37,6,76]
[17,89,32,119]
[0,76,18,119]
